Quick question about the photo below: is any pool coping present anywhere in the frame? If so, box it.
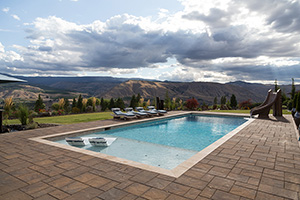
[29,111,254,178]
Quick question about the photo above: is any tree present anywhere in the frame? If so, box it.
[4,96,14,117]
[220,96,226,105]
[64,98,70,112]
[164,91,171,110]
[82,98,88,112]
[34,94,45,112]
[77,94,83,112]
[136,93,141,106]
[100,98,107,111]
[275,79,279,91]
[292,93,298,109]
[291,78,296,100]
[58,98,65,110]
[108,98,115,110]
[213,97,217,105]
[213,97,218,109]
[297,93,300,112]
[130,95,137,108]
[230,94,237,109]
[115,98,125,109]
[72,97,77,108]
[186,98,199,110]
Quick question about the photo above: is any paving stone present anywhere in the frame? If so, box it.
[211,190,240,200]
[48,176,73,188]
[99,187,129,200]
[260,176,284,188]
[166,194,189,200]
[145,177,171,189]
[184,188,201,199]
[208,176,234,192]
[63,187,103,200]
[142,188,170,200]
[164,182,190,196]
[208,166,231,177]
[100,181,119,191]
[258,183,298,199]
[48,189,70,199]
[0,189,32,200]
[255,191,284,200]
[175,175,208,190]
[74,172,99,183]
[230,185,256,199]
[130,171,157,183]
[124,182,150,196]
[200,186,216,198]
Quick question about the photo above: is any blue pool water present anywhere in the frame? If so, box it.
[56,114,247,169]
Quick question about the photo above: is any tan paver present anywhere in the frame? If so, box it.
[0,113,300,199]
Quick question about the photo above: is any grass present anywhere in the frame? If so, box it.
[7,111,113,125]
[6,109,291,125]
[209,109,291,115]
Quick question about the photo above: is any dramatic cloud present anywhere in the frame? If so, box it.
[0,0,299,83]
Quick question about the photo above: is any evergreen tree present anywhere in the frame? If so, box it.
[34,94,45,112]
[230,94,237,109]
[136,93,141,106]
[130,95,137,108]
[213,97,217,105]
[164,90,171,110]
[275,79,279,91]
[64,98,70,112]
[220,96,226,105]
[100,98,106,111]
[293,93,298,108]
[297,93,300,112]
[72,97,77,108]
[77,94,83,112]
[108,98,115,109]
[291,78,295,100]
[115,98,125,109]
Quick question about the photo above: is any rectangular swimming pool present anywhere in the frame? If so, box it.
[55,114,249,170]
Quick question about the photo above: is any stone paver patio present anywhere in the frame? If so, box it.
[1,112,300,200]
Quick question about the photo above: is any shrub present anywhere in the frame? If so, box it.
[296,93,300,112]
[72,107,80,114]
[17,104,29,125]
[239,99,252,110]
[186,98,199,110]
[51,103,60,111]
[4,96,14,116]
[34,94,45,112]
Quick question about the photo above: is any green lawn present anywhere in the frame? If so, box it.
[6,109,291,125]
[209,109,290,115]
[7,112,113,125]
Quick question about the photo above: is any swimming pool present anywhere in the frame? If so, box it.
[55,114,248,170]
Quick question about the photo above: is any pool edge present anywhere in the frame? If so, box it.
[29,111,254,178]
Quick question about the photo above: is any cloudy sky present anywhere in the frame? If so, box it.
[0,0,300,84]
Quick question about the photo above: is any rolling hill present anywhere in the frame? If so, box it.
[1,74,298,105]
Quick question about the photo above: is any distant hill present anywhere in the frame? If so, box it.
[1,74,299,105]
[16,76,128,97]
[101,80,292,104]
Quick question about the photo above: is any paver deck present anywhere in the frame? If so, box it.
[1,112,300,200]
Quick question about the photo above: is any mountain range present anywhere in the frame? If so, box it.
[0,75,298,105]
